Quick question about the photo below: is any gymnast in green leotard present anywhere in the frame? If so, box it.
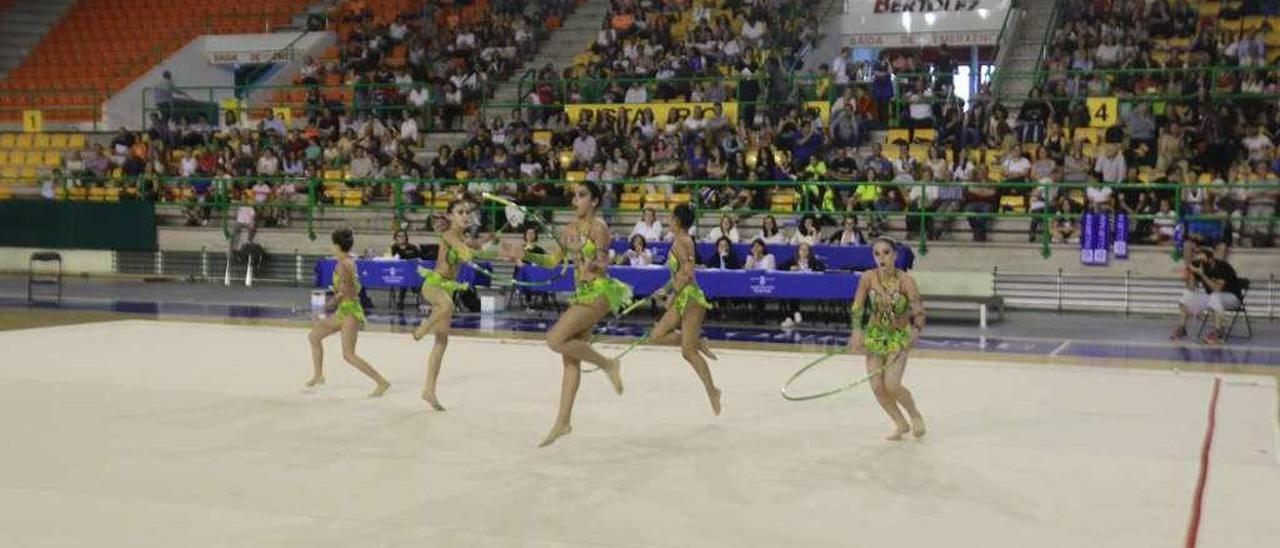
[507,181,630,447]
[643,203,723,415]
[411,199,484,411]
[306,228,391,397]
[848,237,927,440]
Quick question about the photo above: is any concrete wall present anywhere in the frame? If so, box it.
[103,31,336,130]
[914,242,1280,281]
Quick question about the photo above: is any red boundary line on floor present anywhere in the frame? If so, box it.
[1184,377,1222,548]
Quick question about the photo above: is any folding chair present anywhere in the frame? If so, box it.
[1197,279,1253,342]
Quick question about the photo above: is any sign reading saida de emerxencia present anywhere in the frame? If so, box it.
[873,0,982,12]
[565,102,739,128]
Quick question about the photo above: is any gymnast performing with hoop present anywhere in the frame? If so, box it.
[849,237,927,440]
[306,228,392,397]
[636,203,722,415]
[505,181,631,447]
[410,198,489,411]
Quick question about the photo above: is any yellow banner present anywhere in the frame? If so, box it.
[22,110,43,133]
[565,102,738,129]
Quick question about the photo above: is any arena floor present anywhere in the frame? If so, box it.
[2,318,1277,547]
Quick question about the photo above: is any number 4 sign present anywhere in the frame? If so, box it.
[1086,96,1119,128]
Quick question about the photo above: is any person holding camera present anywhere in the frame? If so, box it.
[1171,247,1245,345]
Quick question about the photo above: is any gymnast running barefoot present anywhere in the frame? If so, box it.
[848,237,926,440]
[307,228,391,397]
[508,182,631,447]
[411,199,486,410]
[644,204,722,415]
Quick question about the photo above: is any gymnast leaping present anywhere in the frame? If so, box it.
[410,198,488,411]
[848,237,927,440]
[639,203,722,415]
[507,181,631,447]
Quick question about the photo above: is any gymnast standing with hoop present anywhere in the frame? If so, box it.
[848,237,927,440]
[507,181,630,447]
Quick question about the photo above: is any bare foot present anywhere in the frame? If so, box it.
[698,339,718,361]
[886,422,910,441]
[600,358,624,395]
[538,423,572,447]
[910,415,927,439]
[304,375,325,388]
[707,387,722,416]
[421,391,445,411]
[368,381,391,398]
[412,323,429,341]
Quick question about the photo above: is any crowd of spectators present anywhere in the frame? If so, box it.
[39,0,1280,252]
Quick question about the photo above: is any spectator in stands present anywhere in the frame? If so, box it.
[1124,104,1157,166]
[964,166,998,241]
[1095,144,1128,185]
[617,234,654,266]
[828,214,867,246]
[757,214,787,244]
[743,239,777,271]
[631,208,663,241]
[788,242,825,272]
[1017,87,1052,143]
[705,236,741,270]
[790,213,822,246]
[1172,247,1244,345]
[705,215,741,244]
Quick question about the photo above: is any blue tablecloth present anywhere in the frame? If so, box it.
[315,259,492,289]
[515,266,860,300]
[608,240,912,271]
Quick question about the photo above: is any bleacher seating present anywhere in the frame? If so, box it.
[0,0,312,122]
[0,133,85,185]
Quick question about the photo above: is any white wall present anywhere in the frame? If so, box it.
[103,31,336,130]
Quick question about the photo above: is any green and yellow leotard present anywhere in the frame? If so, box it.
[569,236,633,313]
[331,267,367,325]
[417,243,471,295]
[861,273,912,356]
[667,252,710,316]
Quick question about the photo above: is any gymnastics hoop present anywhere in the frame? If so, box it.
[477,192,572,287]
[780,351,887,401]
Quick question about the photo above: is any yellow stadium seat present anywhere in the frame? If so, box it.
[882,146,902,161]
[24,151,43,166]
[103,188,121,202]
[1000,195,1026,212]
[33,134,51,149]
[19,166,37,184]
[669,193,692,206]
[532,131,552,147]
[69,187,89,201]
[0,151,8,166]
[0,134,14,148]
[67,134,86,149]
[0,186,12,201]
[565,171,586,182]
[620,192,642,210]
[323,169,344,181]
[770,190,797,212]
[15,134,33,149]
[885,128,911,145]
[1073,127,1100,144]
[89,187,107,202]
[643,193,667,210]
[908,144,929,161]
[43,151,62,167]
[49,134,68,149]
[0,166,17,182]
[912,129,936,143]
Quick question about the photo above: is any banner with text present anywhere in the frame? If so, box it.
[840,0,1011,48]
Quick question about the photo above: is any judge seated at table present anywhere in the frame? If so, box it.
[616,234,655,266]
[743,239,777,271]
[786,242,826,272]
[704,236,741,269]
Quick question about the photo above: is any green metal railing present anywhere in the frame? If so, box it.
[19,175,1278,262]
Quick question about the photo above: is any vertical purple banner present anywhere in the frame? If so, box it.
[1113,212,1129,259]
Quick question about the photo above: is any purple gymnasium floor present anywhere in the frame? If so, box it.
[2,276,1277,369]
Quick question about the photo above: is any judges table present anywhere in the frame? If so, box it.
[608,240,913,271]
[314,259,492,289]
[515,266,860,300]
